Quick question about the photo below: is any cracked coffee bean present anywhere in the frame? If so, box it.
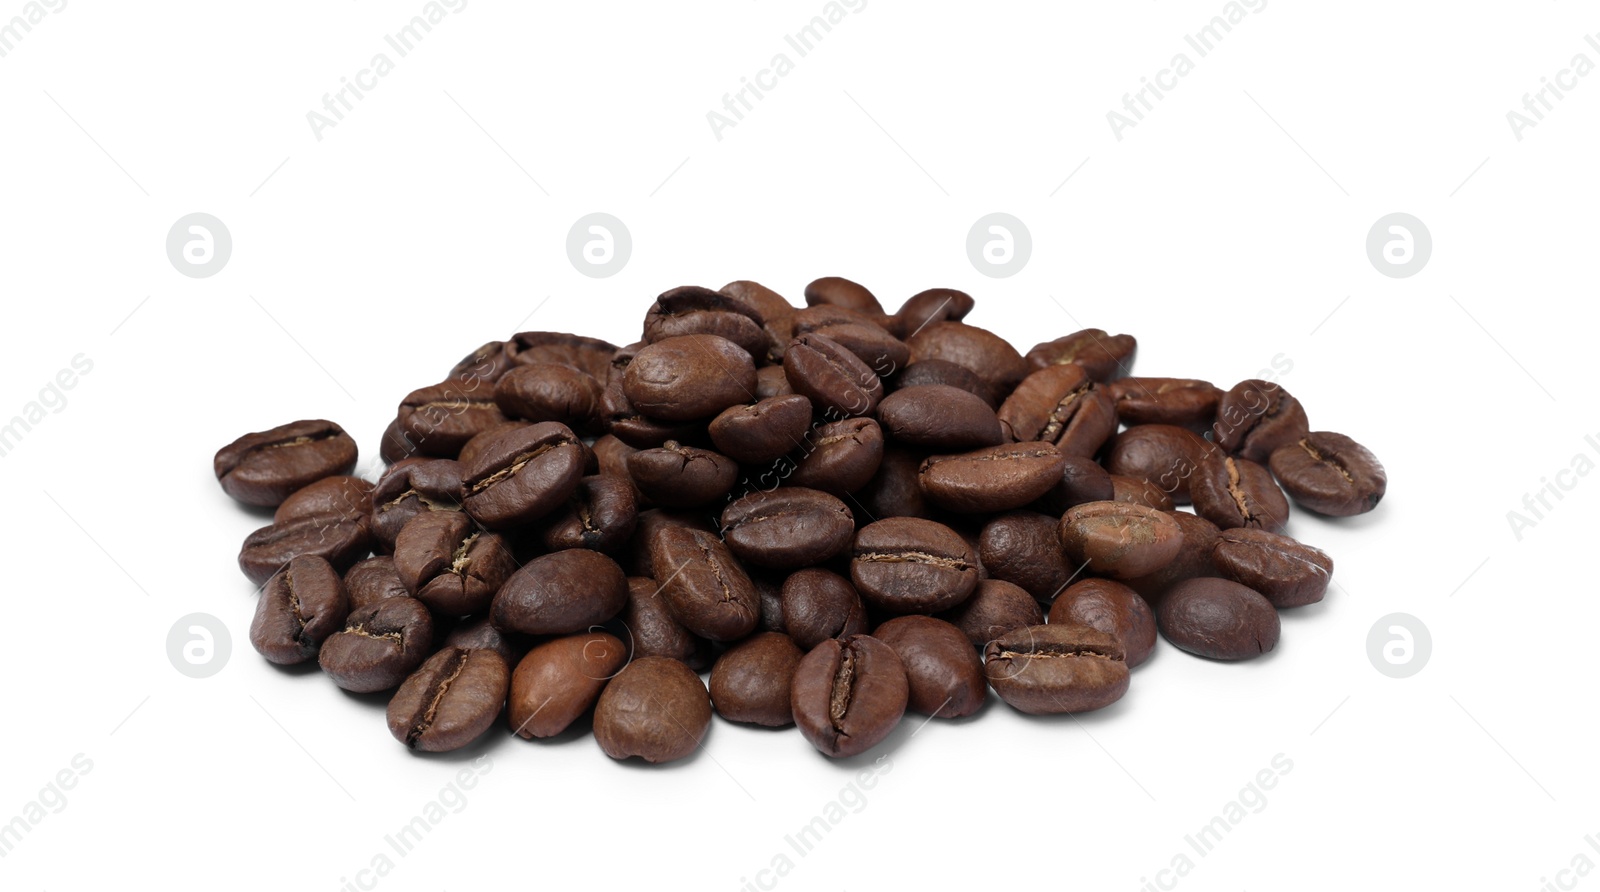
[537,474,638,554]
[783,332,884,417]
[319,597,435,693]
[387,646,510,752]
[1157,577,1280,661]
[371,458,463,552]
[650,526,760,641]
[643,285,770,359]
[984,624,1129,715]
[721,488,854,571]
[1189,453,1290,533]
[791,635,908,758]
[393,510,516,617]
[460,422,586,528]
[238,513,370,587]
[1059,501,1183,580]
[593,656,713,764]
[395,380,509,458]
[1047,579,1157,669]
[215,419,359,507]
[1268,431,1386,516]
[627,441,738,508]
[1213,379,1309,463]
[851,518,980,614]
[998,364,1118,458]
[1106,377,1222,432]
[788,417,884,495]
[250,555,349,665]
[1211,528,1333,608]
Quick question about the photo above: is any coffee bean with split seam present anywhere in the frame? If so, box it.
[319,597,435,693]
[460,422,586,528]
[850,517,979,614]
[788,416,884,495]
[395,381,508,458]
[643,285,770,359]
[1047,579,1157,669]
[1189,453,1290,533]
[985,624,1129,715]
[1213,379,1309,463]
[393,510,517,617]
[791,635,908,758]
[371,458,463,552]
[250,555,349,665]
[386,646,509,752]
[649,526,760,641]
[998,364,1117,458]
[783,332,884,417]
[721,487,855,570]
[238,514,370,587]
[1268,432,1386,517]
[538,474,638,554]
[215,419,359,507]
[627,441,738,508]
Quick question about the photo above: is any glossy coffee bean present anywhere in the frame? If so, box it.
[319,597,435,692]
[1157,578,1280,661]
[791,635,908,758]
[1038,454,1117,515]
[721,280,797,363]
[457,422,535,470]
[721,488,854,570]
[708,395,812,464]
[602,342,710,448]
[1047,579,1157,669]
[978,512,1078,601]
[755,572,787,633]
[593,656,712,764]
[343,556,410,610]
[460,422,586,528]
[507,331,618,380]
[851,518,979,614]
[379,418,421,465]
[891,359,994,408]
[492,549,628,636]
[789,417,884,495]
[537,474,638,553]
[493,363,604,434]
[441,615,529,667]
[1059,501,1183,580]
[1189,453,1290,533]
[856,444,936,521]
[803,321,908,377]
[877,384,1003,451]
[754,364,794,398]
[710,632,805,727]
[650,526,759,641]
[238,514,370,587]
[1110,474,1176,511]
[781,568,870,651]
[371,458,463,552]
[893,288,974,337]
[1123,510,1222,604]
[939,578,1044,647]
[1107,377,1222,431]
[1024,329,1137,382]
[274,475,373,527]
[1268,432,1387,516]
[628,442,738,508]
[804,276,884,315]
[249,556,349,665]
[215,419,359,507]
[918,442,1065,514]
[1105,425,1216,505]
[984,624,1129,715]
[1213,379,1309,462]
[623,334,757,423]
[624,509,716,578]
[387,647,509,752]
[619,576,712,669]
[905,322,1028,405]
[783,332,884,417]
[507,631,628,739]
[643,286,769,359]
[1212,528,1333,608]
[393,510,516,617]
[396,380,508,458]
[873,616,985,718]
[591,434,639,481]
[998,364,1117,458]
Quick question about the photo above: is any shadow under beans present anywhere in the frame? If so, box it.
[404,726,505,764]
[263,659,326,679]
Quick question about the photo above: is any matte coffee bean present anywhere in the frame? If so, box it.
[650,526,760,641]
[919,442,1065,514]
[877,384,1003,451]
[250,555,349,665]
[873,616,986,718]
[623,334,757,423]
[344,556,410,610]
[1105,424,1217,505]
[1213,379,1309,462]
[1211,528,1333,608]
[856,444,936,521]
[781,568,870,650]
[783,332,884,417]
[984,624,1129,715]
[507,631,628,739]
[371,458,463,552]
[1189,453,1290,533]
[1268,432,1387,516]
[1123,510,1222,604]
[789,417,884,495]
[851,518,979,614]
[493,362,604,434]
[791,635,909,758]
[238,515,370,587]
[998,364,1117,458]
[619,576,713,670]
[274,475,373,527]
[905,321,1028,404]
[387,646,510,752]
[710,632,805,727]
[215,419,359,507]
[804,276,884,315]
[978,512,1078,601]
[1157,578,1280,660]
[1110,474,1176,511]
[627,442,738,508]
[393,510,516,617]
[1047,579,1157,669]
[939,578,1044,647]
[1038,454,1117,515]
[460,422,586,528]
[395,380,508,458]
[721,488,854,570]
[593,656,712,763]
[492,549,628,636]
[1107,377,1222,431]
[1024,329,1137,382]
[538,474,638,553]
[891,359,994,407]
[1059,501,1183,580]
[507,331,618,380]
[708,394,812,464]
[643,285,770,359]
[319,597,435,693]
[893,288,974,337]
[442,615,529,667]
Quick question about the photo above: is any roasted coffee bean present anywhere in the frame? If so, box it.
[449,340,517,384]
[755,572,787,634]
[593,656,712,764]
[781,568,870,650]
[250,556,349,664]
[624,509,717,578]
[344,556,411,610]
[1107,377,1222,431]
[851,518,979,614]
[919,442,1066,514]
[492,549,628,636]
[893,288,974,338]
[1213,379,1309,462]
[650,526,759,641]
[791,635,908,758]
[722,280,797,362]
[387,647,510,752]
[789,417,884,495]
[998,364,1118,458]
[380,418,421,465]
[1211,528,1333,608]
[508,631,628,739]
[754,364,795,398]
[984,624,1129,715]
[939,578,1044,647]
[1105,425,1216,505]
[891,359,994,407]
[905,322,1029,404]
[1157,578,1280,660]
[978,512,1078,601]
[371,458,463,552]
[1123,510,1222,604]
[493,363,604,433]
[783,332,884,417]
[238,515,370,586]
[793,309,909,375]
[591,434,639,482]
[602,342,710,447]
[1059,501,1183,580]
[1110,474,1176,511]
[804,276,884,315]
[643,285,770,359]
[319,597,435,692]
[1038,454,1117,515]
[1024,329,1137,382]
[395,380,508,458]
[1047,579,1157,669]
[619,576,712,669]
[873,616,985,718]
[627,441,738,508]
[708,394,812,464]
[274,476,373,527]
[710,632,805,727]
[442,615,529,666]
[538,474,638,553]
[393,510,516,617]
[1268,432,1387,516]
[721,488,854,570]
[458,422,535,470]
[1189,453,1290,533]
[877,384,1003,451]
[623,334,756,423]
[460,422,586,528]
[506,331,618,380]
[856,444,936,520]
[215,419,359,507]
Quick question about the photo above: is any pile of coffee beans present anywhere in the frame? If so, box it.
[214,278,1386,763]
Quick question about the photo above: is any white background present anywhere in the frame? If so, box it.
[2,2,1595,890]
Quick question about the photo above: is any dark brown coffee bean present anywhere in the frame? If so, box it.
[721,488,854,570]
[794,310,909,376]
[708,395,812,464]
[1212,528,1333,608]
[460,422,586,528]
[379,418,421,465]
[650,526,759,641]
[593,656,712,764]
[249,556,349,665]
[978,512,1078,601]
[387,647,510,752]
[1024,329,1137,382]
[919,442,1066,514]
[891,359,994,407]
[1047,579,1157,669]
[538,474,638,553]
[1189,453,1290,533]
[754,364,794,398]
[873,616,985,718]
[939,578,1044,647]
[1123,510,1222,604]
[856,444,936,520]
[619,576,713,669]
[1213,379,1309,462]
[781,568,870,650]
[984,624,1129,714]
[442,615,529,666]
[1105,425,1217,505]
[396,380,508,458]
[493,363,604,434]
[791,635,908,758]
[371,458,463,552]
[1059,501,1183,580]
[1268,432,1387,516]
[851,518,979,614]
[492,549,628,636]
[507,331,618,380]
[783,332,884,417]
[448,340,516,384]
[627,441,738,508]
[215,419,359,507]
[643,286,770,359]
[393,510,516,617]
[998,365,1117,458]
[789,417,884,495]
[1110,474,1176,511]
[319,597,435,692]
[457,421,534,470]
[1158,578,1280,660]
[877,384,1003,451]
[602,342,710,447]
[623,334,756,423]
[893,288,974,338]
[508,631,628,739]
[755,572,787,633]
[1107,377,1222,431]
[905,322,1028,404]
[591,435,639,482]
[721,280,797,363]
[344,556,410,610]
[624,509,717,578]
[238,514,370,587]
[273,476,373,527]
[710,632,805,727]
[1038,454,1117,515]
[804,276,884,315]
